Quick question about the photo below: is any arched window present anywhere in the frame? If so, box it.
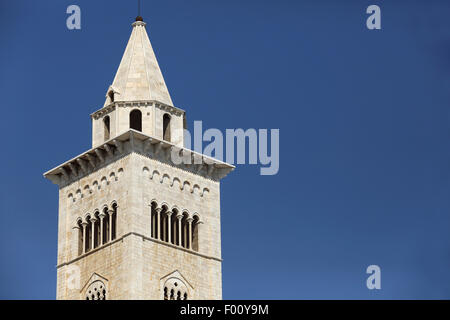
[181,213,189,249]
[86,280,107,300]
[102,207,110,244]
[93,211,100,249]
[111,203,117,240]
[77,220,83,256]
[85,215,92,252]
[103,116,110,141]
[108,90,114,103]
[151,202,158,239]
[160,206,170,243]
[130,109,142,132]
[163,113,171,142]
[163,278,188,301]
[192,215,200,252]
[171,209,179,245]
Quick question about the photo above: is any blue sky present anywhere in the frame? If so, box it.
[1,0,450,299]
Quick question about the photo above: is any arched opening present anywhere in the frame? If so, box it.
[160,206,170,243]
[85,215,92,252]
[93,211,100,249]
[192,215,200,252]
[181,213,189,249]
[108,90,114,103]
[86,281,107,300]
[171,209,179,245]
[103,207,110,244]
[77,220,83,256]
[163,113,171,142]
[111,203,117,240]
[103,116,110,141]
[163,278,188,301]
[151,202,158,239]
[130,109,142,132]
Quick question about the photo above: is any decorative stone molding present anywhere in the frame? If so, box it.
[150,199,200,222]
[44,130,234,187]
[91,103,116,120]
[81,273,109,300]
[67,170,122,204]
[91,100,184,120]
[143,166,210,197]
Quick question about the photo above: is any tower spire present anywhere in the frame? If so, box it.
[104,16,173,107]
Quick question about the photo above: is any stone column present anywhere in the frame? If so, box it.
[167,211,172,244]
[176,215,183,246]
[187,218,193,250]
[99,212,106,245]
[81,222,87,254]
[156,208,162,240]
[108,209,114,242]
[91,217,98,249]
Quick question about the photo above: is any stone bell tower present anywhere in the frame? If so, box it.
[44,17,234,300]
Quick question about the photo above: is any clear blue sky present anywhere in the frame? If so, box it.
[1,0,450,299]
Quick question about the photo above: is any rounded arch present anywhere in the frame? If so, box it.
[201,187,210,197]
[171,205,180,214]
[151,170,160,181]
[110,202,118,241]
[163,277,188,300]
[107,89,115,104]
[103,115,110,141]
[85,280,107,300]
[84,214,92,252]
[150,200,158,239]
[181,181,191,191]
[192,214,200,252]
[180,211,190,249]
[162,173,171,185]
[192,184,200,195]
[100,176,108,188]
[76,218,83,255]
[84,212,92,221]
[192,212,201,221]
[160,202,170,211]
[163,113,171,142]
[130,109,142,132]
[171,177,181,189]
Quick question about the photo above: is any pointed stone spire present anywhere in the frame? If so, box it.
[104,17,173,107]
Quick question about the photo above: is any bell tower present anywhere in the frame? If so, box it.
[44,17,234,300]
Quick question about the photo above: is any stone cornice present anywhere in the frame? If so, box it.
[91,100,185,120]
[56,231,222,269]
[43,130,234,187]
